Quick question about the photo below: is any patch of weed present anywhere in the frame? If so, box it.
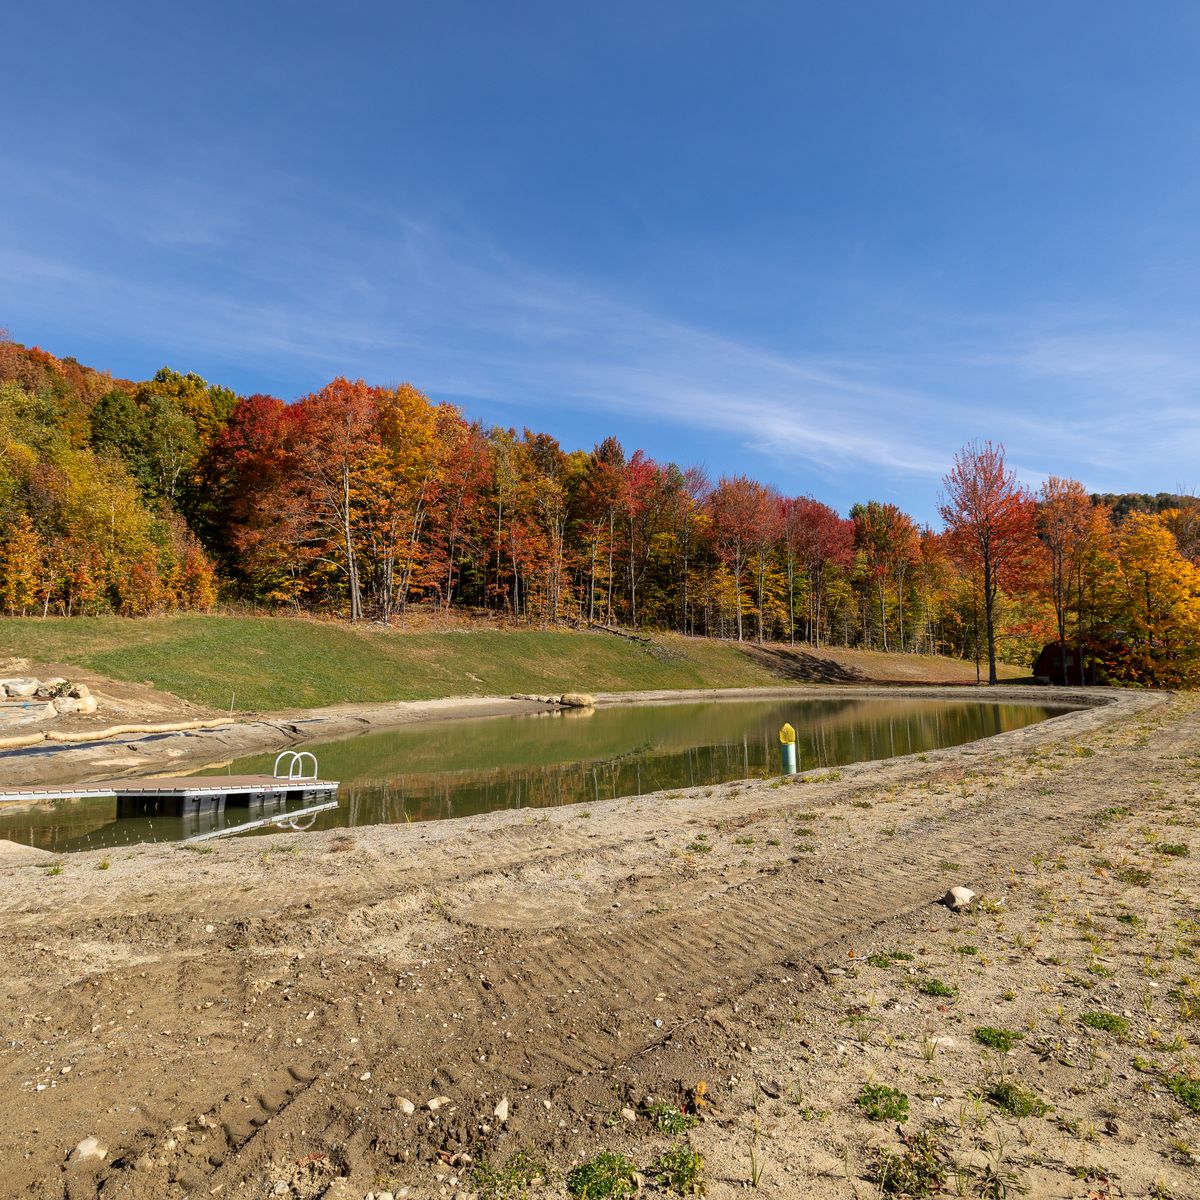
[873,1132,949,1196]
[649,1146,704,1195]
[646,1102,698,1135]
[1165,1074,1200,1113]
[1157,843,1189,857]
[974,1026,1023,1053]
[915,978,957,999]
[986,1081,1049,1118]
[855,1083,909,1123]
[471,1150,554,1200]
[566,1151,638,1199]
[954,944,978,955]
[1080,1011,1128,1037]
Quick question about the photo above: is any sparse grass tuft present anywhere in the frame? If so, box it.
[1114,865,1152,886]
[867,950,915,969]
[1157,842,1189,857]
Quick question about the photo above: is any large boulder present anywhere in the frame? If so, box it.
[559,693,595,708]
[2,678,39,699]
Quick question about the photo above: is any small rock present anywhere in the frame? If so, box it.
[68,1136,107,1164]
[759,1079,782,1099]
[378,1192,396,1200]
[427,1095,451,1111]
[941,886,976,912]
[493,1097,509,1122]
[359,1071,372,1081]
[272,1181,288,1196]
[396,1096,415,1115]
[621,1107,637,1122]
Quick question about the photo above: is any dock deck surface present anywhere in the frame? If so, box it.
[0,775,338,804]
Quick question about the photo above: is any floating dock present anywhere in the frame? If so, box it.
[0,774,338,817]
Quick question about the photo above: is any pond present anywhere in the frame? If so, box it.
[0,696,1075,852]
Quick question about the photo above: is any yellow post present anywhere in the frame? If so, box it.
[779,722,798,775]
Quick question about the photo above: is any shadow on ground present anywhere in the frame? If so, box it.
[740,645,868,683]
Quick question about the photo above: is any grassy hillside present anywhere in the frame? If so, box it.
[0,615,1023,712]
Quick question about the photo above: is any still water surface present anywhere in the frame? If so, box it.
[2,697,1073,852]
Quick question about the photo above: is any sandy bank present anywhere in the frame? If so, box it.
[2,685,1185,1198]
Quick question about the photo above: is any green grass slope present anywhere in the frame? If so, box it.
[0,615,1020,713]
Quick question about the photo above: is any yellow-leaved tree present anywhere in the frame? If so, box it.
[1111,513,1200,686]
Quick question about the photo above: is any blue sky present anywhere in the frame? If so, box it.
[3,2,1200,522]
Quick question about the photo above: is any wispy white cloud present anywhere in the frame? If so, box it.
[4,167,1199,506]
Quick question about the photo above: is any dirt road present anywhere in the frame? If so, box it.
[2,687,1195,1199]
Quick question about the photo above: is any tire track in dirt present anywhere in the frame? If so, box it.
[8,689,1175,1195]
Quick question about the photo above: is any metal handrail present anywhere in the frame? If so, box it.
[272,750,319,780]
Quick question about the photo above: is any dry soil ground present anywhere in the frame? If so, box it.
[2,687,1199,1200]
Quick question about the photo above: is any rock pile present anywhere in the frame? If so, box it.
[0,676,97,719]
[510,692,595,708]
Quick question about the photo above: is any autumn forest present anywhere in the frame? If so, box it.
[2,336,1198,687]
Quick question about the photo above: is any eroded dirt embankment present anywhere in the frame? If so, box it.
[0,687,1183,1198]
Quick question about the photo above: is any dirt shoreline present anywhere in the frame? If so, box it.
[2,684,1103,789]
[7,686,1200,1199]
